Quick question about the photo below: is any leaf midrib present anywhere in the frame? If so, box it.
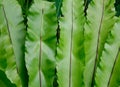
[39,8,44,87]
[69,0,73,87]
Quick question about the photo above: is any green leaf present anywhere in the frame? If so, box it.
[94,19,120,87]
[0,70,16,87]
[0,0,28,87]
[25,1,57,87]
[109,49,120,87]
[84,0,116,86]
[56,0,85,87]
[0,8,21,86]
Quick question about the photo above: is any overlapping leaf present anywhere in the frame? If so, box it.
[0,0,27,87]
[25,1,57,87]
[0,70,16,87]
[56,0,85,87]
[84,0,116,86]
[109,50,120,87]
[94,19,120,87]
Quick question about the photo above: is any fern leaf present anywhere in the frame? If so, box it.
[84,0,116,86]
[56,0,85,87]
[0,0,27,86]
[109,49,120,87]
[94,19,120,87]
[25,1,57,87]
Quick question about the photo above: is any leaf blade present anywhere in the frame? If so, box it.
[84,0,116,86]
[0,0,28,86]
[56,0,85,87]
[25,1,57,87]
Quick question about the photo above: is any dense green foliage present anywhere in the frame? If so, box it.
[0,0,120,87]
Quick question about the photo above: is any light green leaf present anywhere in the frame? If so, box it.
[56,0,85,87]
[109,49,120,87]
[0,0,28,87]
[25,1,57,87]
[94,19,120,87]
[84,0,116,86]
